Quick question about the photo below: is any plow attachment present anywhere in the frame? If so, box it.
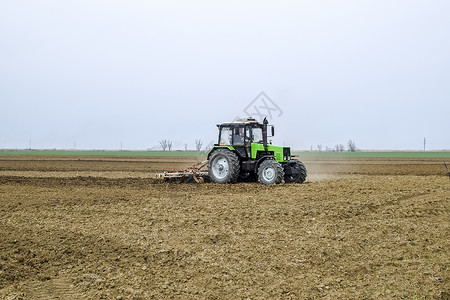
[156,161,209,183]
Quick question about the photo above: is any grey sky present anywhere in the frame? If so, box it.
[1,1,449,150]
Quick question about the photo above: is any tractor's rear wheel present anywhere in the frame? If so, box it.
[208,149,240,184]
[258,159,284,185]
[284,160,307,183]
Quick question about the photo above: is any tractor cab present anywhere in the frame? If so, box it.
[215,117,274,158]
[217,118,265,145]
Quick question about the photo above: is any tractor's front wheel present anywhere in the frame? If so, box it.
[284,160,307,183]
[208,149,240,184]
[258,159,284,185]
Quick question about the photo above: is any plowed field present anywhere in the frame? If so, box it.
[0,155,449,299]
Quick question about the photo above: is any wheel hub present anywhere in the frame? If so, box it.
[263,166,275,181]
[212,157,229,179]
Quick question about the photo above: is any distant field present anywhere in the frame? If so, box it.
[1,149,450,158]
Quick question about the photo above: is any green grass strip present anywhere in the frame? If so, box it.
[1,149,450,158]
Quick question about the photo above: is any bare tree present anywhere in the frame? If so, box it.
[160,139,172,151]
[326,146,332,152]
[195,139,203,151]
[159,140,168,151]
[347,140,357,152]
[335,144,345,152]
[317,144,323,152]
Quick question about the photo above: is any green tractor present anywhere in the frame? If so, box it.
[207,117,307,185]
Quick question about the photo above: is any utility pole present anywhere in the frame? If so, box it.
[424,137,426,152]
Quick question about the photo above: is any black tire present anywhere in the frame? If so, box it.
[284,160,307,183]
[208,149,240,184]
[257,159,284,185]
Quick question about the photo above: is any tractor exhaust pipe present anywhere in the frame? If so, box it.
[262,117,268,151]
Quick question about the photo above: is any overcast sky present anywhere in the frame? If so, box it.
[1,1,449,150]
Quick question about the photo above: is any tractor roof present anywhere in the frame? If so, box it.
[218,117,261,127]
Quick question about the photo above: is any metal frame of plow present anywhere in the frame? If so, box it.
[156,161,209,183]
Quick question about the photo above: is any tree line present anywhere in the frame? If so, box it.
[159,139,204,151]
[316,140,358,152]
[160,139,358,152]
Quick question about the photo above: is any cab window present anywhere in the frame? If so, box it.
[250,127,263,143]
[232,127,245,145]
[219,127,232,145]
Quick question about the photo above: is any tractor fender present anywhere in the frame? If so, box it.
[207,146,235,160]
[254,155,275,173]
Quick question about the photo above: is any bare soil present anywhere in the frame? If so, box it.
[0,155,449,299]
